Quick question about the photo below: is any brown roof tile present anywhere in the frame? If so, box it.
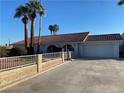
[12,33,123,45]
[87,34,123,41]
[34,32,89,44]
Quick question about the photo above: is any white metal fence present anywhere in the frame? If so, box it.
[42,52,62,63]
[0,51,72,72]
[0,55,37,71]
[64,51,73,60]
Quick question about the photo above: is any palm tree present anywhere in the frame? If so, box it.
[26,0,44,54]
[26,1,36,54]
[52,24,59,35]
[118,0,124,5]
[37,0,45,54]
[49,25,53,35]
[48,24,59,35]
[14,5,29,49]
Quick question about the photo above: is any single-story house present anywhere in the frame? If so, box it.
[13,32,124,58]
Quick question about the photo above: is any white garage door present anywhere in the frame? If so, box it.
[83,44,113,58]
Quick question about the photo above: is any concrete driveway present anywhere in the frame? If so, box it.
[1,59,124,93]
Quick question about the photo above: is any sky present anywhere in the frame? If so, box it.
[0,0,124,45]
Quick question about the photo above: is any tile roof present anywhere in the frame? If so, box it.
[34,32,89,44]
[13,32,89,45]
[87,34,123,41]
[12,32,123,45]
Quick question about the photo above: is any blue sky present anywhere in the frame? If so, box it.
[0,0,124,45]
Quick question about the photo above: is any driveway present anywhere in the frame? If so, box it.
[1,59,124,93]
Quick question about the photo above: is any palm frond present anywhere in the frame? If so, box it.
[53,24,59,32]
[49,25,53,31]
[118,0,124,5]
[14,5,29,18]
[26,0,45,16]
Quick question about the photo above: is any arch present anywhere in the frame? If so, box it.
[63,44,74,51]
[47,45,62,53]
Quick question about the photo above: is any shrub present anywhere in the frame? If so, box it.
[0,46,9,57]
[9,46,27,56]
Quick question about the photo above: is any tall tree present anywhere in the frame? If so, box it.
[14,5,29,49]
[37,0,45,54]
[26,0,36,54]
[49,25,53,35]
[26,0,44,54]
[48,24,59,35]
[52,24,59,35]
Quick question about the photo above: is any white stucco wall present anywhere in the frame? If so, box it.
[35,40,122,58]
[79,41,121,58]
[38,43,76,53]
[113,45,119,58]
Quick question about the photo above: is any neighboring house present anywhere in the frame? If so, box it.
[12,32,123,58]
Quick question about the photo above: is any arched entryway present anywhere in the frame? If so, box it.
[63,44,74,51]
[47,45,62,53]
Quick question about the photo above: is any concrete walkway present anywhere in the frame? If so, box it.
[1,59,124,93]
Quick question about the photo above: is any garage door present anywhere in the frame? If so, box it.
[83,44,113,58]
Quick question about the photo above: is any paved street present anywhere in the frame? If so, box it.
[1,59,124,93]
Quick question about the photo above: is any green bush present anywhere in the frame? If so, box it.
[9,46,27,56]
[0,46,9,57]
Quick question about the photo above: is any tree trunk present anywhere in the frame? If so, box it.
[30,18,35,54]
[50,31,52,35]
[37,16,42,54]
[30,19,35,47]
[53,31,56,35]
[24,23,29,48]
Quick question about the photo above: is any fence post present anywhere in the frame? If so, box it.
[37,54,42,72]
[62,52,64,62]
[69,51,72,61]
